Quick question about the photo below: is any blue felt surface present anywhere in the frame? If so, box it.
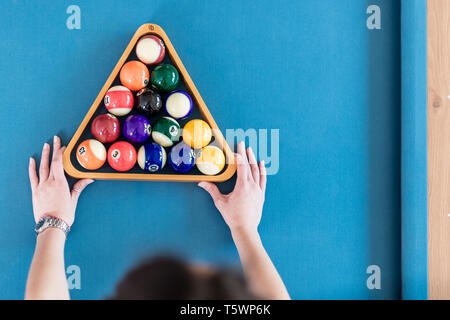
[401,0,428,300]
[0,0,409,299]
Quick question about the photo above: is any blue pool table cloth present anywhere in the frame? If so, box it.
[0,0,427,299]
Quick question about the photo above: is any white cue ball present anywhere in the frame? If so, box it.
[165,91,193,119]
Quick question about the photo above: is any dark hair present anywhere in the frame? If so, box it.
[109,256,256,300]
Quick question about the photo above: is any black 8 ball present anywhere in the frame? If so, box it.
[135,88,162,117]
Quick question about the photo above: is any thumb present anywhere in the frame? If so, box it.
[198,182,223,203]
[71,179,94,202]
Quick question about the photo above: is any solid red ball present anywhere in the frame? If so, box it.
[107,141,137,172]
[91,113,120,144]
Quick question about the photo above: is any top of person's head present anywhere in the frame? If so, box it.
[108,255,256,300]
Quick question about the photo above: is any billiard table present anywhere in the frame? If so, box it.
[0,0,447,300]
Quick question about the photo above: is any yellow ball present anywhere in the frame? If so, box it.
[196,145,226,175]
[182,119,212,149]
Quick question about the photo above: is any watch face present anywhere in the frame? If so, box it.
[35,219,45,232]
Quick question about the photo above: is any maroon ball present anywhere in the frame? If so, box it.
[91,113,120,144]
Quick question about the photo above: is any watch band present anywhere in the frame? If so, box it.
[35,215,70,238]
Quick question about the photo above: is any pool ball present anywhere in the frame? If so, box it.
[91,113,120,144]
[152,116,180,147]
[182,119,212,149]
[150,64,179,92]
[165,90,193,119]
[137,142,167,172]
[120,60,150,92]
[136,35,165,65]
[168,142,195,173]
[122,115,152,144]
[107,141,137,171]
[104,85,134,116]
[76,139,106,170]
[135,88,162,117]
[196,145,226,176]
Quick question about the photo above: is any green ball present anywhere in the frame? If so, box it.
[150,64,179,92]
[152,116,181,147]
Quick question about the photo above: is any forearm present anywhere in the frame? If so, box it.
[232,228,290,300]
[25,228,69,300]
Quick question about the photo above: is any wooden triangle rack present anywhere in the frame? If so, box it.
[63,24,236,182]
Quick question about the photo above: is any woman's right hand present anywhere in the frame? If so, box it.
[198,141,266,236]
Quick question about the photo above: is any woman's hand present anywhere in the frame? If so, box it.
[28,136,93,227]
[198,141,266,236]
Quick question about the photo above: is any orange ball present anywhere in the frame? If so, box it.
[120,60,149,91]
[76,139,106,170]
[182,119,212,149]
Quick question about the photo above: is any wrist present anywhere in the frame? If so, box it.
[35,215,70,240]
[231,227,261,247]
[38,213,72,228]
[230,224,258,237]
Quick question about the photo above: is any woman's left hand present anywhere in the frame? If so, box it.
[28,136,93,227]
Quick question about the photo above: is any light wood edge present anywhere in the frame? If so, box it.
[427,0,450,300]
[63,24,236,182]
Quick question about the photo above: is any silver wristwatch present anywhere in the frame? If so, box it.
[35,215,70,238]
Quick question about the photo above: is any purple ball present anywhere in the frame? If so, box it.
[122,115,151,143]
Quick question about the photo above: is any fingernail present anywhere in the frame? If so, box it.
[53,136,57,142]
[261,160,265,166]
[43,143,49,149]
[29,157,33,164]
